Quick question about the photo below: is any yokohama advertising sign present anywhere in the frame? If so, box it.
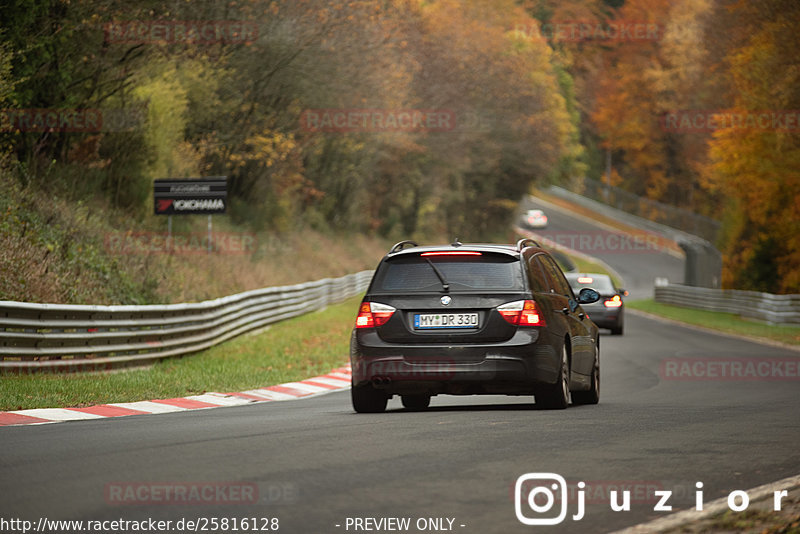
[154,178,227,215]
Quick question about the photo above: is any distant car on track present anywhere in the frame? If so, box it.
[522,209,548,229]
[349,239,601,413]
[564,273,627,335]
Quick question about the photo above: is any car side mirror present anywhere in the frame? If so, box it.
[578,287,600,304]
[621,289,629,296]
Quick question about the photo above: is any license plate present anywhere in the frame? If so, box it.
[414,313,479,329]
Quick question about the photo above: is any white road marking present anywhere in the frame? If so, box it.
[109,401,188,414]
[278,382,332,394]
[303,376,350,387]
[9,408,105,421]
[242,389,298,401]
[327,372,353,381]
[186,393,255,406]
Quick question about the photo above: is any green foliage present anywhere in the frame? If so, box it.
[0,169,159,303]
[133,63,194,179]
[549,64,588,183]
[0,38,15,106]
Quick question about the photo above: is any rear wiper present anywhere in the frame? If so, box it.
[424,258,450,292]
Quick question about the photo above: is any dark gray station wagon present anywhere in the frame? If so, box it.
[350,239,601,412]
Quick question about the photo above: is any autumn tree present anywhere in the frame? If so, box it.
[405,0,578,237]
[700,0,800,293]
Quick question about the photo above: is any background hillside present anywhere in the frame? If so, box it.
[1,0,797,303]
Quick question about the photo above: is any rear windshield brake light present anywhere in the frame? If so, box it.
[420,251,482,257]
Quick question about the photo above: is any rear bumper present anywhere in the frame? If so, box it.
[588,307,623,329]
[350,329,561,395]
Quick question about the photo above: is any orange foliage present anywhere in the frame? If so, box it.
[700,0,800,293]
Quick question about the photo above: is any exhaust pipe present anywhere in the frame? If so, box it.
[371,376,392,387]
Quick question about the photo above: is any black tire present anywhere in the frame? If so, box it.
[351,383,388,413]
[610,324,624,336]
[572,346,599,405]
[401,394,431,411]
[537,344,570,410]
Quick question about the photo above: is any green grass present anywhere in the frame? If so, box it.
[0,297,362,411]
[627,299,800,346]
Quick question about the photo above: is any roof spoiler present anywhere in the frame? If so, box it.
[516,238,541,251]
[389,240,419,254]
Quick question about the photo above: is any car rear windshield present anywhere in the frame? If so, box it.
[567,275,615,294]
[373,254,524,292]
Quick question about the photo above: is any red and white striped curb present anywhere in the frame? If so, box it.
[0,366,352,427]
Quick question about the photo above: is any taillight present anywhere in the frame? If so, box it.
[497,300,545,326]
[604,295,623,308]
[355,302,396,328]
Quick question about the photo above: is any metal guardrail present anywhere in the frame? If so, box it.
[0,270,374,372]
[573,177,722,244]
[546,186,723,289]
[655,284,800,325]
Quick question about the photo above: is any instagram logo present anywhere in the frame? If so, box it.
[515,473,578,525]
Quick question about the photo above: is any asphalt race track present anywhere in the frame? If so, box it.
[521,195,685,300]
[2,200,798,534]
